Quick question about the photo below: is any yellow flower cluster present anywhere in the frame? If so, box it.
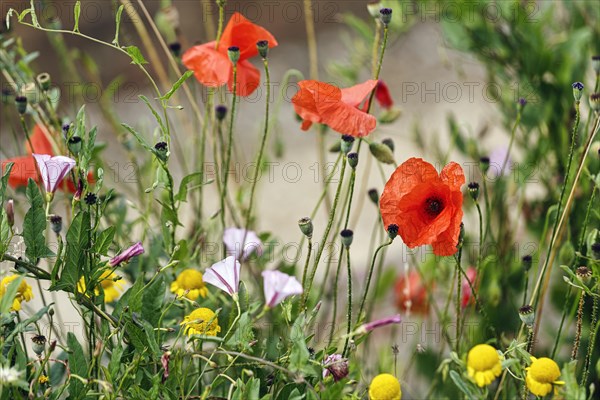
[368,373,401,400]
[0,275,33,311]
[170,269,208,300]
[180,307,221,336]
[466,344,502,387]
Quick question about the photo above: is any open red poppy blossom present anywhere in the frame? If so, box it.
[292,79,378,137]
[380,158,465,256]
[394,269,431,315]
[1,124,88,193]
[375,80,393,109]
[182,12,277,96]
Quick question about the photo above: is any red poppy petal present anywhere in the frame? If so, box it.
[2,156,38,189]
[182,42,230,88]
[228,60,260,96]
[341,79,378,108]
[317,101,376,137]
[440,161,466,192]
[220,12,278,60]
[26,124,55,155]
[301,120,313,131]
[380,158,439,211]
[375,80,394,109]
[292,80,340,127]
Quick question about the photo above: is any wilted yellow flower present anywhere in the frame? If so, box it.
[38,374,49,384]
[525,357,564,397]
[180,307,221,336]
[368,373,401,400]
[466,344,502,387]
[77,271,124,303]
[170,269,208,300]
[0,275,33,311]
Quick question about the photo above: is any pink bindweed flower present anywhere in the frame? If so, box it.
[356,314,401,334]
[109,242,144,266]
[322,354,349,381]
[203,256,241,297]
[461,267,477,308]
[223,228,263,261]
[262,270,303,308]
[32,154,76,197]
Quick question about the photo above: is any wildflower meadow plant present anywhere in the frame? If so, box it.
[0,1,599,399]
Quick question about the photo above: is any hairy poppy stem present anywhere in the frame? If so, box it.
[343,248,352,356]
[582,289,599,386]
[221,64,238,249]
[571,291,584,360]
[356,240,392,327]
[214,0,226,50]
[367,25,389,114]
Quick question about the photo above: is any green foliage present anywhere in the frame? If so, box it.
[23,179,53,261]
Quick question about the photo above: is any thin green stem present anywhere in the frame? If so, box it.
[221,64,238,247]
[343,247,352,356]
[214,1,226,49]
[328,245,345,348]
[300,239,313,308]
[356,240,392,326]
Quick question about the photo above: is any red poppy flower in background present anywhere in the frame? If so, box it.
[182,12,278,96]
[292,79,378,137]
[1,125,88,193]
[461,266,477,308]
[380,158,465,256]
[375,80,393,109]
[394,269,431,315]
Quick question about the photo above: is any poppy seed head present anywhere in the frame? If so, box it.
[424,197,444,217]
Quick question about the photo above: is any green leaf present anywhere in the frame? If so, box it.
[73,1,81,32]
[108,345,124,379]
[113,5,125,46]
[94,226,115,256]
[232,378,261,400]
[449,370,478,399]
[125,46,149,65]
[122,123,154,152]
[0,275,23,313]
[161,70,194,101]
[23,179,53,261]
[61,211,91,291]
[67,332,88,399]
[139,95,166,135]
[225,312,254,350]
[6,305,51,342]
[175,172,213,202]
[288,315,310,374]
[141,275,166,326]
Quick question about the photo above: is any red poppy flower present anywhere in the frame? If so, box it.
[375,80,393,109]
[394,270,431,315]
[380,158,465,256]
[292,79,378,137]
[461,266,477,308]
[182,12,278,97]
[1,125,89,193]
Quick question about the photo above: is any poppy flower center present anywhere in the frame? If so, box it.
[424,197,444,217]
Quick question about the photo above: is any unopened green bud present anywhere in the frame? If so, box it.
[298,217,313,239]
[369,142,395,164]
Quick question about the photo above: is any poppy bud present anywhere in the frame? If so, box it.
[368,188,379,205]
[228,46,240,64]
[369,142,395,164]
[37,73,51,91]
[298,217,313,239]
[479,156,490,173]
[62,123,72,133]
[49,215,62,234]
[572,82,584,102]
[15,95,27,115]
[347,152,359,169]
[593,55,600,74]
[387,224,398,240]
[382,138,395,153]
[154,141,169,162]
[48,339,56,353]
[168,42,182,57]
[592,242,600,260]
[5,199,14,227]
[576,266,592,285]
[380,8,392,25]
[590,93,600,112]
[519,305,535,327]
[1,88,11,104]
[367,1,382,18]
[68,136,83,155]
[329,141,342,153]
[31,335,47,356]
[467,182,479,201]
[84,192,98,206]
[341,135,355,154]
[521,255,533,272]
[215,105,228,121]
[256,40,269,59]
[340,229,353,248]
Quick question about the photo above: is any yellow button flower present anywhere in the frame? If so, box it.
[0,275,33,311]
[170,269,208,300]
[77,271,124,303]
[466,344,502,387]
[368,373,401,400]
[38,374,49,384]
[180,307,221,337]
[525,357,565,397]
